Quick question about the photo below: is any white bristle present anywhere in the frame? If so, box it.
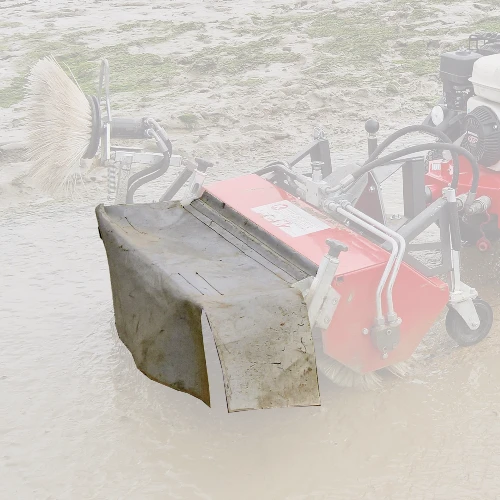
[24,55,94,197]
[315,348,412,391]
[316,352,382,390]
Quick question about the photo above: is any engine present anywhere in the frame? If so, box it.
[425,32,500,165]
[462,100,500,169]
[462,53,500,169]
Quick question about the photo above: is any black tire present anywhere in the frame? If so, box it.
[445,298,493,346]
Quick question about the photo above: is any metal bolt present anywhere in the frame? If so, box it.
[362,328,369,335]
[369,186,376,192]
[471,322,479,328]
[386,329,392,336]
[382,353,389,360]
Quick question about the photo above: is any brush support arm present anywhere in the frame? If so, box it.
[110,117,150,140]
[124,120,173,203]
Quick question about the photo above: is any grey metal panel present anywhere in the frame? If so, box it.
[397,198,448,242]
[402,158,427,219]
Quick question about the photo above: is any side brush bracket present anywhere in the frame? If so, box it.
[81,58,183,204]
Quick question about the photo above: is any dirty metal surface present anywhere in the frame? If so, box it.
[95,200,320,412]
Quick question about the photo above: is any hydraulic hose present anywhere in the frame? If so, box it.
[364,124,459,186]
[255,161,296,178]
[350,142,480,194]
[125,153,170,204]
[254,162,304,193]
[125,127,172,204]
[335,206,399,324]
[341,202,407,323]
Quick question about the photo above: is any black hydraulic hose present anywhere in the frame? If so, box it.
[254,161,294,176]
[254,165,273,175]
[125,153,171,204]
[363,124,460,188]
[159,167,192,202]
[125,126,173,204]
[352,142,480,194]
[365,124,455,164]
[254,163,302,192]
[448,199,462,251]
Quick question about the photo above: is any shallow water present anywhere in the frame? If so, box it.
[3,182,500,499]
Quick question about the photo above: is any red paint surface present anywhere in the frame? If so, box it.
[206,175,386,273]
[205,174,449,373]
[426,156,500,223]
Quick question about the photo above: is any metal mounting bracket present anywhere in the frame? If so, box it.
[293,276,341,330]
[180,168,207,207]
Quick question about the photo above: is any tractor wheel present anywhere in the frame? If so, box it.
[445,299,493,346]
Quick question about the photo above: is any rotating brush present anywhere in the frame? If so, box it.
[313,333,412,390]
[24,56,101,196]
[23,56,165,199]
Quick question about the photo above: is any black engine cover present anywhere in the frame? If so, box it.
[462,106,500,168]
